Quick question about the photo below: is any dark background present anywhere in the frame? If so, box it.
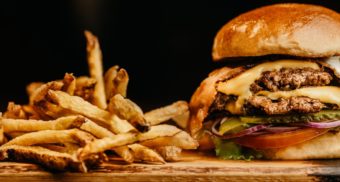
[0,0,339,111]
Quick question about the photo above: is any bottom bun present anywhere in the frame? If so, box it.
[263,131,340,160]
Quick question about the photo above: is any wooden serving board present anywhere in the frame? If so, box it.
[0,151,339,182]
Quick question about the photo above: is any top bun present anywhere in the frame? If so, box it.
[212,3,340,61]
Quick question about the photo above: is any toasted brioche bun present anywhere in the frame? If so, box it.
[213,3,340,61]
[263,131,340,160]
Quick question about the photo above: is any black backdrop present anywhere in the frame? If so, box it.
[0,0,339,111]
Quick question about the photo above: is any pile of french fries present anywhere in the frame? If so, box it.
[0,31,198,172]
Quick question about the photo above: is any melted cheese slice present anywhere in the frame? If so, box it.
[257,86,340,106]
[216,60,320,114]
[325,56,340,76]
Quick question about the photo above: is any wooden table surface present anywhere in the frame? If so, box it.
[0,151,339,181]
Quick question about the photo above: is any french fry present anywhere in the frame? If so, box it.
[75,76,96,102]
[62,73,76,95]
[140,131,199,150]
[0,145,87,172]
[34,100,66,119]
[22,105,40,120]
[29,81,63,105]
[41,143,80,155]
[108,94,149,130]
[80,119,115,138]
[26,82,44,97]
[47,90,136,134]
[114,68,129,97]
[104,65,119,100]
[2,115,85,133]
[113,145,134,163]
[79,119,135,163]
[104,66,129,98]
[145,101,189,126]
[84,30,107,109]
[3,129,95,147]
[4,103,41,120]
[64,143,82,154]
[83,152,108,168]
[3,102,27,119]
[154,146,182,162]
[78,133,137,160]
[5,131,26,139]
[138,124,181,141]
[172,110,190,129]
[41,144,70,153]
[128,144,165,164]
[77,76,97,84]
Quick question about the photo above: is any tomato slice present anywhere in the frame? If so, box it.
[234,128,329,149]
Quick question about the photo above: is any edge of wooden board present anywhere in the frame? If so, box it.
[0,152,340,181]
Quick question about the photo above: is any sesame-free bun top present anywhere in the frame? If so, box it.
[212,3,340,61]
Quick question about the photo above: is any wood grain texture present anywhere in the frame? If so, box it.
[0,152,339,181]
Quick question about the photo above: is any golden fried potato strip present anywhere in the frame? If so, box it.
[108,94,149,130]
[47,90,136,134]
[112,145,134,163]
[30,81,63,105]
[26,82,44,98]
[140,131,198,150]
[2,115,85,133]
[172,110,190,129]
[5,131,26,139]
[0,145,87,172]
[145,101,189,126]
[79,119,135,163]
[80,119,115,138]
[41,143,80,155]
[128,144,165,164]
[62,73,76,95]
[41,144,72,153]
[104,66,129,99]
[4,103,41,120]
[34,101,66,119]
[3,129,95,147]
[22,105,40,120]
[78,133,137,160]
[104,65,119,100]
[115,68,129,98]
[138,124,181,141]
[75,76,96,102]
[3,102,27,119]
[84,30,107,109]
[154,146,182,162]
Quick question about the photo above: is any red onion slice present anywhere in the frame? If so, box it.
[248,131,271,136]
[249,127,301,136]
[211,118,224,136]
[302,120,340,128]
[264,126,300,133]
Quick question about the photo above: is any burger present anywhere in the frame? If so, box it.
[189,3,340,160]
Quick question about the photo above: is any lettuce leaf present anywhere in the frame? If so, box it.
[213,138,263,160]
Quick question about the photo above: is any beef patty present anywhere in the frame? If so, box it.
[210,67,334,115]
[250,68,332,93]
[246,96,324,115]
